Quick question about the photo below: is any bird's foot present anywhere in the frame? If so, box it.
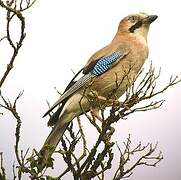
[88,91,122,108]
[107,99,121,107]
[89,94,120,107]
[90,107,103,122]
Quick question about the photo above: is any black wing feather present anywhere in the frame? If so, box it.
[43,68,83,119]
[82,56,104,74]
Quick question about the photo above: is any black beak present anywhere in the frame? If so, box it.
[146,15,158,24]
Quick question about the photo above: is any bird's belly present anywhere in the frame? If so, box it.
[92,77,127,99]
[90,60,144,99]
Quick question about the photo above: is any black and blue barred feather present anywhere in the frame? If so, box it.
[92,52,123,76]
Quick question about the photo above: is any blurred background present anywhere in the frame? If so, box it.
[0,0,181,179]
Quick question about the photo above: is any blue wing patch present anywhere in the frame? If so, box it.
[91,52,123,76]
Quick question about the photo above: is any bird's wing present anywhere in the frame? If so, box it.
[43,50,128,117]
[83,43,129,74]
[83,51,127,75]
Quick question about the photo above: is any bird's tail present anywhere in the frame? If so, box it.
[39,112,74,165]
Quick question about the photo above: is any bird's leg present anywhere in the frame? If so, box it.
[96,96,121,107]
[90,107,102,122]
[88,90,121,107]
[107,98,121,107]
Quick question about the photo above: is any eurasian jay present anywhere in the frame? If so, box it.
[41,13,157,158]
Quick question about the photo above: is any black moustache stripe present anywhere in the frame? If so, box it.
[129,21,143,33]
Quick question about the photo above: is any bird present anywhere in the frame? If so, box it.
[40,12,158,160]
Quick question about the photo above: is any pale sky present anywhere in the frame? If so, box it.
[0,0,181,180]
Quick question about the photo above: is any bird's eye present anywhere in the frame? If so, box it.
[129,16,137,23]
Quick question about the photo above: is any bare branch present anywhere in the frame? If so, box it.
[113,135,163,179]
[0,0,36,88]
[0,152,6,180]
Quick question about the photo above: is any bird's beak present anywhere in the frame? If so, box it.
[144,15,158,24]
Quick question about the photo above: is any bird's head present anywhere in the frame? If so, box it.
[117,13,158,40]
